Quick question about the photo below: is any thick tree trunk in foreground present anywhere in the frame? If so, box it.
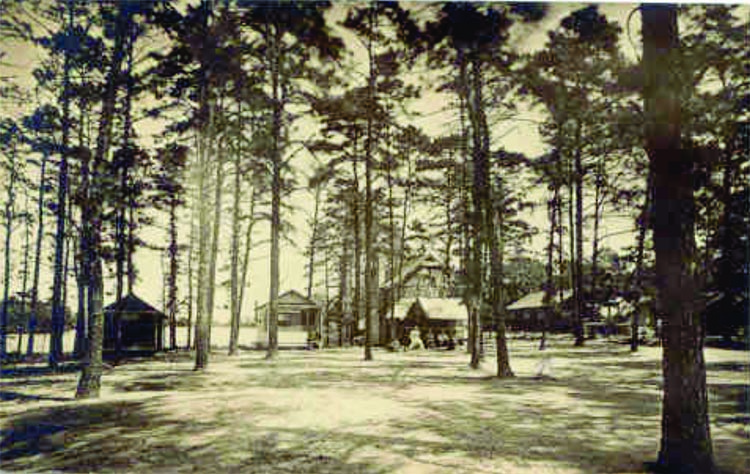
[194,104,213,370]
[642,5,715,473]
[77,4,129,397]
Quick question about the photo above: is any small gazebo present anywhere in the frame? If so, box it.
[104,293,166,355]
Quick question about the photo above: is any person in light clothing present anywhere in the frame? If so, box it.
[408,327,425,351]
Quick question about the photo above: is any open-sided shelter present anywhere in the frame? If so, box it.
[104,293,166,355]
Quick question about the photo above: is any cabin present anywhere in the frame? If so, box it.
[321,297,355,347]
[380,249,457,344]
[389,297,468,347]
[702,291,747,341]
[103,293,166,356]
[505,290,573,332]
[255,290,321,348]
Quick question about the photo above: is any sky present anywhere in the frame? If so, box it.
[0,1,646,326]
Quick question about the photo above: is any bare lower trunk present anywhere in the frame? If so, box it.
[229,148,242,355]
[266,23,283,360]
[76,3,129,395]
[351,132,362,347]
[491,192,513,378]
[205,135,226,350]
[167,196,178,351]
[642,6,715,472]
[49,1,74,367]
[573,127,585,346]
[235,187,258,354]
[542,190,557,351]
[633,167,653,352]
[28,150,49,357]
[363,7,378,360]
[76,259,103,399]
[0,141,18,359]
[194,109,213,370]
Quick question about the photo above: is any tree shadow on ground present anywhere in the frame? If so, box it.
[0,400,385,473]
[706,361,749,373]
[1,362,81,377]
[1,377,69,388]
[112,370,209,393]
[710,382,750,441]
[0,391,71,403]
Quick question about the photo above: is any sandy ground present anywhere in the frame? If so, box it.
[1,336,748,473]
[6,325,267,356]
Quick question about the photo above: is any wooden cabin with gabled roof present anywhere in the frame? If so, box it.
[103,293,166,357]
[254,290,321,348]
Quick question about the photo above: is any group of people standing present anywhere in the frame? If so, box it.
[397,327,457,351]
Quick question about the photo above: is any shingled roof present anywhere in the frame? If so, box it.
[104,293,166,317]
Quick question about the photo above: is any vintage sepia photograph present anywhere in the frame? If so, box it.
[0,1,748,473]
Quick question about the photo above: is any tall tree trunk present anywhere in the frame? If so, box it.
[363,6,378,360]
[491,183,513,378]
[73,100,89,359]
[265,22,282,360]
[466,51,491,370]
[27,148,49,357]
[167,194,178,351]
[194,103,215,369]
[186,179,197,351]
[591,161,604,303]
[75,157,91,361]
[455,49,480,367]
[306,185,321,300]
[396,136,412,304]
[187,137,200,352]
[567,153,577,343]
[632,166,653,351]
[77,4,129,397]
[351,131,362,347]
[20,190,31,356]
[235,185,259,353]
[114,16,137,360]
[340,232,351,347]
[228,128,243,356]
[205,131,226,350]
[194,0,216,370]
[385,124,397,342]
[542,189,557,351]
[0,139,18,359]
[444,149,455,297]
[49,0,74,367]
[642,5,715,472]
[573,124,585,346]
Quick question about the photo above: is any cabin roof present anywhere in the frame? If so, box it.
[256,290,319,311]
[417,297,468,322]
[104,293,166,317]
[507,290,573,311]
[390,297,467,322]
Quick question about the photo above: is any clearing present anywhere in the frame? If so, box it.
[1,336,748,473]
